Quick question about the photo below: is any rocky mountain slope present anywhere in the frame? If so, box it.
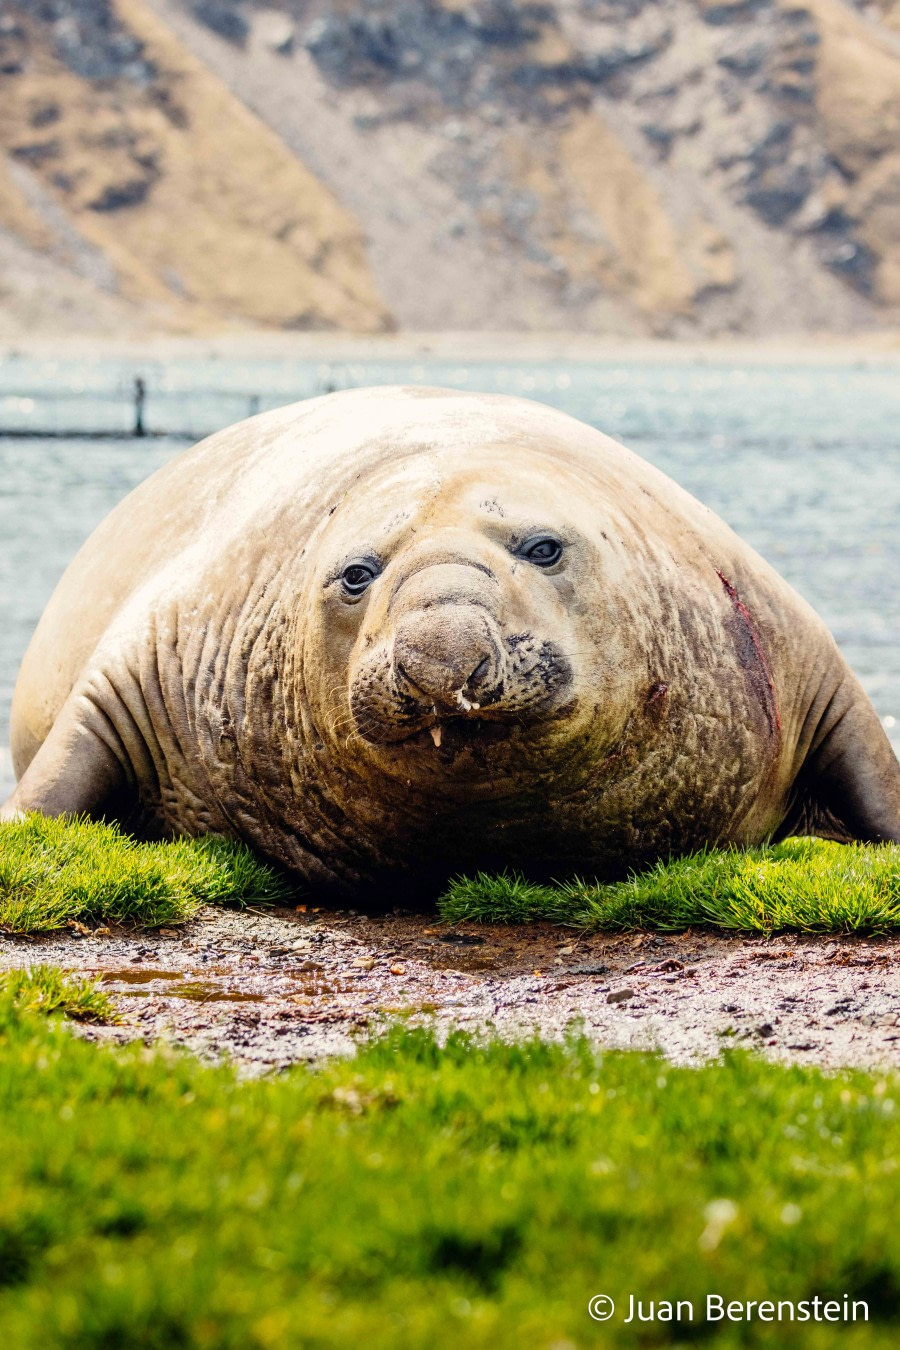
[2,0,900,336]
[0,0,387,334]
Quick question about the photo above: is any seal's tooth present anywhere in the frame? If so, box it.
[430,725,443,747]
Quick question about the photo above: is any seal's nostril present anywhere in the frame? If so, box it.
[397,661,428,697]
[469,655,491,688]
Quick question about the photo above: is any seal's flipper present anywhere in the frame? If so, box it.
[779,684,900,845]
[1,700,130,824]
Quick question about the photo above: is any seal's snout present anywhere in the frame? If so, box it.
[394,606,503,708]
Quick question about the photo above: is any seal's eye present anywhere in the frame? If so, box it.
[518,535,564,568]
[341,562,378,596]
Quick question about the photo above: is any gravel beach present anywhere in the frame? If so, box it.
[3,907,898,1076]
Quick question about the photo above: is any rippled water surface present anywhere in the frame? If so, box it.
[1,355,897,796]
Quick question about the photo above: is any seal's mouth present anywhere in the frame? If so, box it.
[347,633,575,750]
[401,716,513,753]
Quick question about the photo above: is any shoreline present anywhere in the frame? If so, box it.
[3,328,900,367]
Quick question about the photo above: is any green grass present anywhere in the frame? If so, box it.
[0,964,117,1023]
[0,813,289,934]
[0,969,898,1346]
[440,839,900,935]
[3,816,899,937]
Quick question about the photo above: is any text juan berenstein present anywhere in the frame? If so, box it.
[623,1295,869,1323]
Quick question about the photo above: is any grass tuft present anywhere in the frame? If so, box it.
[0,965,117,1023]
[0,813,290,934]
[440,838,900,934]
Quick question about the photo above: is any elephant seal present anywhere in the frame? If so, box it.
[3,386,899,897]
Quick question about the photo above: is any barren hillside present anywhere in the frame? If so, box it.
[2,0,900,336]
[0,0,388,336]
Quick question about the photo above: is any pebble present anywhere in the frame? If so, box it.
[352,956,376,970]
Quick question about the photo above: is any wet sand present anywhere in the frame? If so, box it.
[2,907,898,1077]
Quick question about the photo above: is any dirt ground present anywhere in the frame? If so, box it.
[2,906,898,1076]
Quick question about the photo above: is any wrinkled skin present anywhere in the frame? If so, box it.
[4,387,899,898]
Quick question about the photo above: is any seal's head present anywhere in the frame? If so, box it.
[347,521,574,750]
[303,394,648,804]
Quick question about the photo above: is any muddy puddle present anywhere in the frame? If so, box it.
[99,967,183,985]
[2,905,899,1075]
